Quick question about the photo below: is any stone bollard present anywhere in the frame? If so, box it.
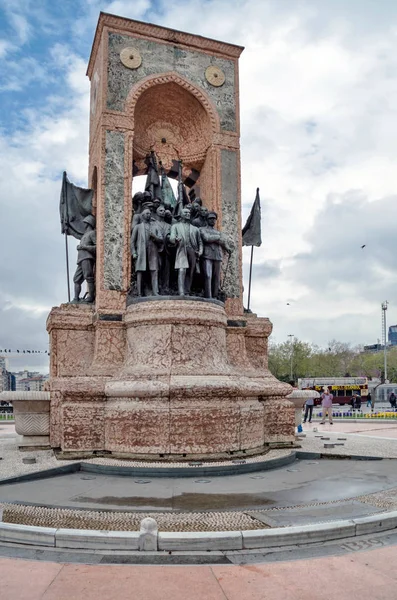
[138,517,158,551]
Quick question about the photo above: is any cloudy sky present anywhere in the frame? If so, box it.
[0,0,396,373]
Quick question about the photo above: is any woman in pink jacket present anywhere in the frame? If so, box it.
[320,386,334,424]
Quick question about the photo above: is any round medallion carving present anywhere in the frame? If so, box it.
[205,65,225,87]
[120,47,142,69]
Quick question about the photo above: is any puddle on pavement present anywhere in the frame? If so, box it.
[72,492,276,510]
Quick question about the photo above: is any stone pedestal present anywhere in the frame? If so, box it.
[0,392,51,449]
[43,14,296,460]
[47,299,294,458]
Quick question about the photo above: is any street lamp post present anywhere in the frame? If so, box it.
[288,334,294,382]
[382,301,388,383]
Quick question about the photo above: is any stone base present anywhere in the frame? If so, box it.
[17,435,50,449]
[47,300,295,458]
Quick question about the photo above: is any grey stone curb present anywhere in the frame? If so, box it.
[0,463,80,486]
[0,452,296,485]
[295,451,384,461]
[79,452,296,478]
[1,511,397,551]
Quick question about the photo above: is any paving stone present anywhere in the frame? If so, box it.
[299,427,397,458]
[158,531,242,551]
[55,528,140,550]
[353,510,397,535]
[242,520,356,549]
[248,501,384,527]
[0,522,56,546]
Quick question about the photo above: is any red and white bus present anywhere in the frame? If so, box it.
[298,377,369,406]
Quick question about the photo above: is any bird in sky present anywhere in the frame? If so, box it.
[361,244,366,249]
[286,303,290,305]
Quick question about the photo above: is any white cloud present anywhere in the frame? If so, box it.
[104,0,152,18]
[7,11,31,44]
[0,39,11,57]
[0,44,90,371]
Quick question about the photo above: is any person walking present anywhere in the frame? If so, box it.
[389,392,397,411]
[320,386,334,424]
[303,396,315,423]
[366,392,372,408]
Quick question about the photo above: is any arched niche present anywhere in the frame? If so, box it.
[126,73,221,197]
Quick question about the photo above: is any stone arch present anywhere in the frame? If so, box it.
[125,72,220,178]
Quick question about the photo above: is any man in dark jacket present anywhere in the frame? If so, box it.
[200,212,231,299]
[169,207,203,296]
[131,208,163,296]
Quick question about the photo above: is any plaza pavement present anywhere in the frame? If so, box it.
[299,420,397,457]
[1,546,397,600]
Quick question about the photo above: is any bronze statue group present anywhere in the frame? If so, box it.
[69,153,232,304]
[130,191,232,299]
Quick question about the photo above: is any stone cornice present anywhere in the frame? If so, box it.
[87,12,244,78]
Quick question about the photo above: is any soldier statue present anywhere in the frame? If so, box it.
[200,211,231,299]
[192,205,209,228]
[169,207,203,296]
[131,207,163,296]
[72,214,96,303]
[132,190,152,229]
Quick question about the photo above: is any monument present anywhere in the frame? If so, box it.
[46,12,294,458]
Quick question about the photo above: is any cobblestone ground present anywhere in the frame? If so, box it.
[0,502,265,532]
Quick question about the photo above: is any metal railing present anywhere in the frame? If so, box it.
[0,411,14,421]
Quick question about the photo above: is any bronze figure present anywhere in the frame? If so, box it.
[72,215,96,303]
[169,207,203,296]
[200,211,231,299]
[131,208,163,296]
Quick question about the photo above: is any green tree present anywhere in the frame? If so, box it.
[268,338,362,381]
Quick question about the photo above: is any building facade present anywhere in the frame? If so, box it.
[388,326,397,346]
